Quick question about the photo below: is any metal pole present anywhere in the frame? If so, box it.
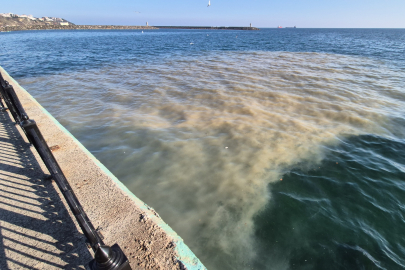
[0,78,20,123]
[0,78,33,143]
[3,81,29,123]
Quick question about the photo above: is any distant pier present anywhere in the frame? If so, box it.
[155,26,260,30]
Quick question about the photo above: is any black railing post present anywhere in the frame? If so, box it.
[4,81,29,122]
[1,71,131,270]
[0,79,21,123]
[0,78,33,144]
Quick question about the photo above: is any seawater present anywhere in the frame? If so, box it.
[1,29,405,270]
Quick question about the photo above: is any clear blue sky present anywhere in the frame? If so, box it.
[3,0,405,28]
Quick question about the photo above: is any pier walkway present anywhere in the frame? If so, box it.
[0,109,92,269]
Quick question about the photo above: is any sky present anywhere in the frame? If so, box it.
[2,0,405,28]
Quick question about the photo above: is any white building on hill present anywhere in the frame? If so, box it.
[0,13,67,23]
[0,13,18,18]
[19,14,36,20]
[42,17,54,22]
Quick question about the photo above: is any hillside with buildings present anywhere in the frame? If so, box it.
[0,13,73,29]
[0,13,157,31]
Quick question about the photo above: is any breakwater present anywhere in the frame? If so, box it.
[155,26,259,30]
[0,25,158,32]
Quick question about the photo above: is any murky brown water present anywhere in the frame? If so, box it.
[20,51,405,269]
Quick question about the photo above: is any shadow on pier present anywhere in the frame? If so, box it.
[0,110,92,269]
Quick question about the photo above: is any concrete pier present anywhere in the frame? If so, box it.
[0,67,206,270]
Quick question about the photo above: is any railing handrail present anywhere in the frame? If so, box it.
[0,71,132,270]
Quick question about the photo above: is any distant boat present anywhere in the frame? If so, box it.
[278,26,283,28]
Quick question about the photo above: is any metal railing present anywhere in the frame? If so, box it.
[0,71,132,270]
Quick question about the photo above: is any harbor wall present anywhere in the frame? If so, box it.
[0,66,206,270]
[155,26,259,30]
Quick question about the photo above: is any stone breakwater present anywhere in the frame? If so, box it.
[0,25,158,32]
[155,26,260,30]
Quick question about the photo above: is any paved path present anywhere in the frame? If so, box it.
[0,109,93,269]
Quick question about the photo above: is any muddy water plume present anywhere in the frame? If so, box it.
[20,51,405,269]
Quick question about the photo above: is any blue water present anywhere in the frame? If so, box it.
[2,29,405,78]
[1,29,405,270]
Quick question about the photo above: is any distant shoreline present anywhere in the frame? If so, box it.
[0,25,259,32]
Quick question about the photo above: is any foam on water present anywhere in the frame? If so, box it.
[19,51,405,269]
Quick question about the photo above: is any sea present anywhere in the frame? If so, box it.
[1,28,405,270]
